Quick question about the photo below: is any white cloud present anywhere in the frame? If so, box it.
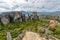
[0,0,60,12]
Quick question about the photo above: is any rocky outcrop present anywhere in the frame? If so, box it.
[1,13,10,25]
[0,11,22,24]
[1,11,60,25]
[13,31,59,40]
[31,12,39,20]
[38,27,53,35]
[0,11,39,25]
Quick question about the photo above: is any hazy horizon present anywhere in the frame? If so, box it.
[0,0,60,12]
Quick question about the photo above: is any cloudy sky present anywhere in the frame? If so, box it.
[0,0,60,12]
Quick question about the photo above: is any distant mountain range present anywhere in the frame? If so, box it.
[21,11,60,15]
[0,11,60,15]
[38,11,60,15]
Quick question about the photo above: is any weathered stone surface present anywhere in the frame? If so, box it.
[0,11,22,24]
[1,13,10,25]
[13,31,58,40]
[1,11,60,25]
[22,14,26,21]
[22,14,29,22]
[14,31,43,40]
[22,31,43,40]
[0,11,40,24]
[8,11,22,22]
[31,12,39,20]
[38,27,53,35]
[28,14,31,20]
[19,18,23,22]
[25,14,30,21]
[13,12,22,22]
[7,32,12,40]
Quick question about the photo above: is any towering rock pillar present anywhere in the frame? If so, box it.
[1,13,10,25]
[31,12,39,20]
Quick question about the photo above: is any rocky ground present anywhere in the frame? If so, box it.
[13,31,59,40]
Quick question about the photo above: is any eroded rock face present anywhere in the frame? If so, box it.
[1,13,10,25]
[8,11,22,22]
[0,11,22,24]
[12,12,22,22]
[0,11,40,25]
[38,27,53,35]
[22,14,26,22]
[31,12,39,20]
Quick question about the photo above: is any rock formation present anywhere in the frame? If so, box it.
[31,12,39,20]
[13,31,58,40]
[0,11,60,25]
[0,11,39,25]
[1,13,10,25]
[0,11,22,24]
[38,27,53,35]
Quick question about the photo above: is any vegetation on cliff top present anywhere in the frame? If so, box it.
[0,19,60,40]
